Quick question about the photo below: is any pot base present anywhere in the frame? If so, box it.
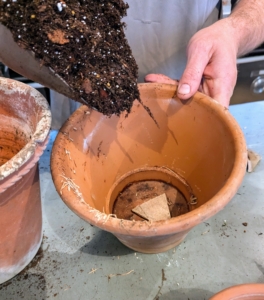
[106,166,195,217]
[116,233,187,254]
[113,179,189,221]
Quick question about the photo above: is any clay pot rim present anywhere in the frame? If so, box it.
[210,283,264,299]
[51,83,247,237]
[0,78,51,182]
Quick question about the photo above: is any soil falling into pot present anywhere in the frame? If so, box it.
[113,180,190,221]
[0,0,140,116]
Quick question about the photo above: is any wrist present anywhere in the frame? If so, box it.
[226,1,264,56]
[210,18,239,56]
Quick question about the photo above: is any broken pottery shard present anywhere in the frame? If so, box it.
[247,149,261,173]
[132,193,171,222]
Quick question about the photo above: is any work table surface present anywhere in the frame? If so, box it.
[1,101,264,300]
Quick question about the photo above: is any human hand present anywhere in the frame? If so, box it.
[145,19,239,108]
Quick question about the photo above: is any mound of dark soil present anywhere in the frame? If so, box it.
[0,0,140,116]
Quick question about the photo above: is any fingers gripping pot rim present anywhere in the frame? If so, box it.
[50,83,247,254]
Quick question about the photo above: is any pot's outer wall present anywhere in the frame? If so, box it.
[51,83,247,253]
[0,164,42,283]
[0,78,51,283]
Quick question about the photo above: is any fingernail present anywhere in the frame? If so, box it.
[178,83,190,95]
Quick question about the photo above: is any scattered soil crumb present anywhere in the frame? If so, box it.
[162,269,166,281]
[47,29,69,44]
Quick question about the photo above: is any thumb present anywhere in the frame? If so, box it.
[178,46,209,100]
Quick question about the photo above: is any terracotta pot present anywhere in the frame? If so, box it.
[0,78,51,283]
[51,83,247,253]
[210,284,264,299]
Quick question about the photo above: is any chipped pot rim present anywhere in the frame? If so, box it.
[0,78,51,181]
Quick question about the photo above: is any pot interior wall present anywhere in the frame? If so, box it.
[0,115,30,166]
[0,88,40,130]
[56,85,237,215]
[0,86,43,167]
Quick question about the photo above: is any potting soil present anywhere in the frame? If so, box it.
[0,0,140,116]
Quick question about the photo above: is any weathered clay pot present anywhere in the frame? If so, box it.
[210,284,264,299]
[0,78,51,283]
[51,83,247,253]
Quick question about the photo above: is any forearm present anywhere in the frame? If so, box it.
[227,0,264,56]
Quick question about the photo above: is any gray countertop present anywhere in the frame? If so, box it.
[1,101,264,300]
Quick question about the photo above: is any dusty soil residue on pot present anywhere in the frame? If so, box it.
[113,180,190,221]
[0,115,30,167]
